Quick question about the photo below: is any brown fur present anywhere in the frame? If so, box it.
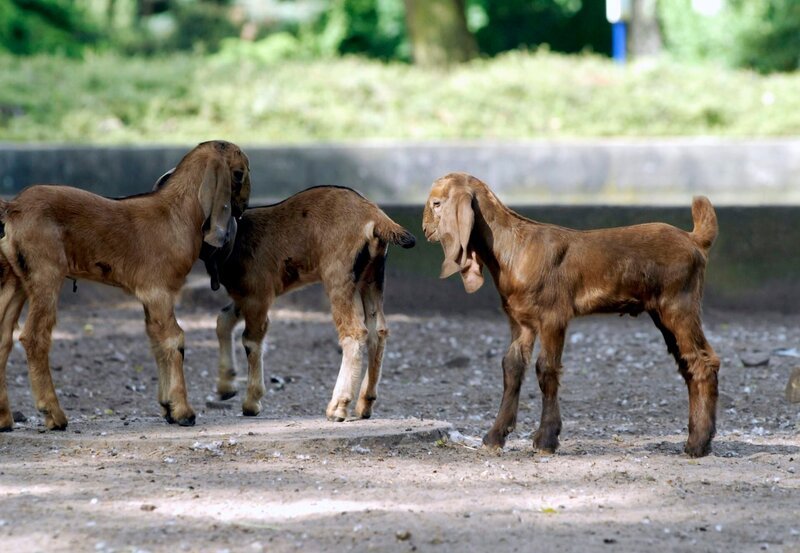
[0,140,251,431]
[209,186,415,421]
[423,173,720,457]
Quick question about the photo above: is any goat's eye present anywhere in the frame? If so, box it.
[432,200,441,208]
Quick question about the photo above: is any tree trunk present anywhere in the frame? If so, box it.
[630,0,663,57]
[403,0,477,67]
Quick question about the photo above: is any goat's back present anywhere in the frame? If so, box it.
[218,186,410,296]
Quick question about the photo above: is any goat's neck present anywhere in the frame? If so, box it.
[154,173,206,231]
[471,185,536,277]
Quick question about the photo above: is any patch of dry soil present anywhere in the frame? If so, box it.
[1,299,799,552]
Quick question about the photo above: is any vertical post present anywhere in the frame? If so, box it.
[612,21,627,64]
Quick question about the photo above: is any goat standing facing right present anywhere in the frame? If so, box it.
[0,141,250,431]
[205,186,416,421]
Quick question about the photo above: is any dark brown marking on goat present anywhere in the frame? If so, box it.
[95,262,112,278]
[352,243,371,283]
[373,251,387,292]
[244,345,252,356]
[552,243,568,267]
[16,250,27,276]
[302,209,309,218]
[282,258,301,288]
[178,346,185,360]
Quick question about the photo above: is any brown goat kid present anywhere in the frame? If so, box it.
[205,186,415,421]
[0,140,251,431]
[423,173,720,457]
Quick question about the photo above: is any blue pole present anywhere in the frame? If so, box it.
[612,21,627,64]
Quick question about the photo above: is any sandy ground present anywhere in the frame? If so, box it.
[1,292,799,552]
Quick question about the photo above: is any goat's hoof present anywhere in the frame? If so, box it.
[43,409,68,431]
[0,424,12,432]
[176,413,196,427]
[482,431,505,451]
[161,404,175,424]
[242,406,260,417]
[218,389,238,401]
[532,429,559,454]
[684,440,711,458]
[356,397,375,419]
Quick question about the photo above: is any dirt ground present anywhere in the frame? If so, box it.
[1,283,799,553]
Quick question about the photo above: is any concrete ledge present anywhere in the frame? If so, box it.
[3,139,800,204]
[0,416,453,452]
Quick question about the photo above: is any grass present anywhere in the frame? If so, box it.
[1,49,799,144]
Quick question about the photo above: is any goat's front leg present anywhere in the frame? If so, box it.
[356,283,387,419]
[141,293,195,426]
[215,303,242,401]
[327,286,368,422]
[239,298,269,417]
[532,323,566,453]
[483,323,536,450]
[0,280,26,431]
[19,286,67,430]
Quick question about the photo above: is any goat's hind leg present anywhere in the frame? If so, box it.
[483,322,536,450]
[326,279,368,422]
[20,284,67,430]
[238,297,270,417]
[0,274,26,431]
[651,308,719,457]
[216,302,242,400]
[356,280,387,419]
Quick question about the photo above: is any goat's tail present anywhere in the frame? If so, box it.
[373,212,416,249]
[690,196,718,251]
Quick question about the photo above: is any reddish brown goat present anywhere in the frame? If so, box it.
[422,173,720,457]
[202,186,415,421]
[0,141,251,431]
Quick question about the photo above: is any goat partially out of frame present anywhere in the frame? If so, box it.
[423,173,720,457]
[0,140,251,431]
[200,186,415,421]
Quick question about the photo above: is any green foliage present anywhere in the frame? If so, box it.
[469,0,610,56]
[166,1,240,53]
[301,0,409,60]
[1,50,799,144]
[660,0,800,73]
[0,0,100,56]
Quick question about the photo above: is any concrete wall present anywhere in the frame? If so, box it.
[2,139,800,204]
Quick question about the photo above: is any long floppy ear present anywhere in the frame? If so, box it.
[460,250,485,294]
[198,158,232,248]
[438,189,475,279]
[200,216,237,291]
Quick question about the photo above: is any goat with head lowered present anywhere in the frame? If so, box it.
[0,140,250,431]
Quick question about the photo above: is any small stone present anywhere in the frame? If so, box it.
[396,530,411,541]
[444,356,470,368]
[739,351,769,367]
[140,504,157,512]
[205,400,233,410]
[12,411,27,423]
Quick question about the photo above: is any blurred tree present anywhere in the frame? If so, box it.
[402,0,477,66]
[630,0,662,57]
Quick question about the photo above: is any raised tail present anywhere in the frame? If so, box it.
[691,196,718,251]
[374,212,416,249]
